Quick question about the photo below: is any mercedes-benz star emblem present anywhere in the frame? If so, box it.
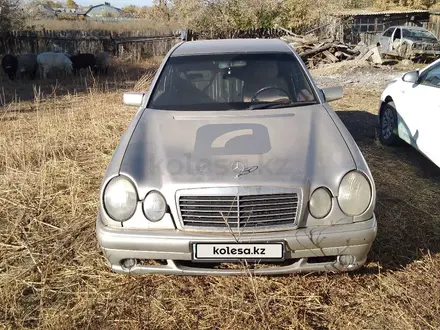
[231,161,245,175]
[230,161,258,178]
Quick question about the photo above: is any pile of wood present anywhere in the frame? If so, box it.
[278,27,382,68]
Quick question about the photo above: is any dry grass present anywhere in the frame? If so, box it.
[0,62,439,330]
[26,19,178,32]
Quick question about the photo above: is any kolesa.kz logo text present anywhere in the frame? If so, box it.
[213,246,266,255]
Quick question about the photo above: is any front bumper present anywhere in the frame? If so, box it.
[96,214,377,275]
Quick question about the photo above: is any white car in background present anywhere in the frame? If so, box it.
[378,58,440,168]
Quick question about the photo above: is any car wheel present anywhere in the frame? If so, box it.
[379,101,400,146]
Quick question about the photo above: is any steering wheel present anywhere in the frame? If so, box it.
[251,86,290,103]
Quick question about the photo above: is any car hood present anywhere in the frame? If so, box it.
[119,105,356,196]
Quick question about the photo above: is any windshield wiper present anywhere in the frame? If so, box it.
[248,101,317,110]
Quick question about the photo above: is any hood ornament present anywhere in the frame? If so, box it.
[231,161,258,178]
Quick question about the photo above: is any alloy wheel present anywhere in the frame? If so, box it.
[381,108,395,140]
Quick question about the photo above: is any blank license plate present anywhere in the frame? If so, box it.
[192,243,285,261]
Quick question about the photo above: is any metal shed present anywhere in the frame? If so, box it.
[327,9,431,45]
[428,11,440,39]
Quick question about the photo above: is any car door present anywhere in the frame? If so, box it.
[378,27,395,54]
[412,63,440,167]
[395,62,440,167]
[389,27,402,55]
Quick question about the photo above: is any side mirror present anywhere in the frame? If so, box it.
[402,70,419,84]
[321,86,343,102]
[123,92,145,106]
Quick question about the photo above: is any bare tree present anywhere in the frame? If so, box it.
[167,0,439,32]
[170,0,343,32]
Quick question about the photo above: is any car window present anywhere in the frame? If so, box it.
[393,28,401,40]
[383,28,394,37]
[147,53,318,110]
[420,64,440,88]
[402,28,437,42]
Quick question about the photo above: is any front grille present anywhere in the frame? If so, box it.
[179,193,299,229]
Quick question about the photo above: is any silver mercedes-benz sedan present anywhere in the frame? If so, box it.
[96,38,377,275]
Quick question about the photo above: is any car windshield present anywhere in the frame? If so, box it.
[402,29,437,42]
[147,52,318,110]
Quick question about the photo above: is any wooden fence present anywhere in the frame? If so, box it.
[0,29,182,61]
[3,18,438,60]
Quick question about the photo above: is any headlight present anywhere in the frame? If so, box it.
[309,187,332,219]
[338,171,372,216]
[103,176,138,222]
[143,190,167,222]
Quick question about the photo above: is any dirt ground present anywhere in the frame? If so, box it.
[0,59,439,330]
[311,59,422,88]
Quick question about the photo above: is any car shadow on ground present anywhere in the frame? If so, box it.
[337,110,440,182]
[336,110,440,274]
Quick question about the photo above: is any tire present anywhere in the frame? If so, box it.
[379,101,400,146]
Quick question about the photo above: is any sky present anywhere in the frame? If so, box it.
[75,0,153,7]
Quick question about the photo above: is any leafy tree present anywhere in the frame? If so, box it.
[123,5,137,14]
[170,0,337,32]
[46,0,63,8]
[170,0,439,33]
[151,0,171,21]
[66,0,78,9]
[374,0,437,8]
[0,0,26,32]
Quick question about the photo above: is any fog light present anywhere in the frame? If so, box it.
[122,258,137,269]
[338,255,356,267]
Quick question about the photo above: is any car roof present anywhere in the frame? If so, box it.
[171,39,293,57]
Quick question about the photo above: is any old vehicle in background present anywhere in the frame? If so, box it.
[96,38,377,276]
[378,58,440,168]
[373,26,440,59]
